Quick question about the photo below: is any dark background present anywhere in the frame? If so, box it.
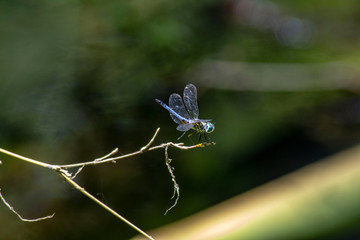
[0,0,360,239]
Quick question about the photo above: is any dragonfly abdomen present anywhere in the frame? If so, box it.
[155,99,188,123]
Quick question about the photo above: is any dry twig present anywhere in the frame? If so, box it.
[0,189,55,222]
[0,128,215,240]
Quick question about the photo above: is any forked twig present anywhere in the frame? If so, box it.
[0,128,215,240]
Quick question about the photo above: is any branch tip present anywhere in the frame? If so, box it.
[141,127,161,152]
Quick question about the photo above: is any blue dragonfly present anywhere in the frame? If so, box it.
[155,84,215,142]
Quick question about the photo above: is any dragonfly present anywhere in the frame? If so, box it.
[155,84,215,142]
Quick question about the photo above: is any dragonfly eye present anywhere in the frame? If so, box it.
[205,123,215,133]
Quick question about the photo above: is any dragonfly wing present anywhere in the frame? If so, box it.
[169,93,191,124]
[198,118,212,122]
[183,84,199,119]
[176,123,194,132]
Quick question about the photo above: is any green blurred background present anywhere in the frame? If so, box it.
[0,0,360,239]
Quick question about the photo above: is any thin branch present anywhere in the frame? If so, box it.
[95,148,119,162]
[58,172,155,240]
[58,128,162,169]
[141,127,161,152]
[164,145,179,215]
[58,128,213,170]
[71,165,85,179]
[0,148,54,169]
[0,189,55,222]
[0,127,215,240]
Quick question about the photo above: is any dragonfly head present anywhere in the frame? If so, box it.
[205,122,215,133]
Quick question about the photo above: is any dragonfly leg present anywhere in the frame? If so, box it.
[199,133,211,143]
[177,131,187,140]
[187,131,194,138]
[206,134,212,143]
[187,132,195,144]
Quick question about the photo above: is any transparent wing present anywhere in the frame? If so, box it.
[183,84,199,119]
[169,93,191,124]
[176,123,194,132]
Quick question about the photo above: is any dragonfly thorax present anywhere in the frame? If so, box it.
[191,120,214,134]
